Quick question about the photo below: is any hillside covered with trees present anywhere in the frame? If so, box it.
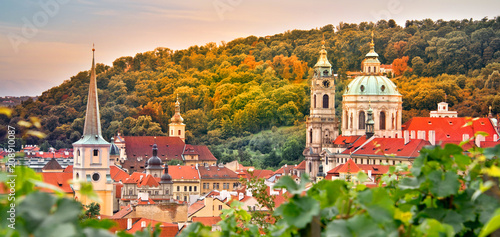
[1,17,499,169]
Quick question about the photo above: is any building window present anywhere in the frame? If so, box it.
[93,149,99,156]
[323,70,328,76]
[309,162,312,173]
[359,111,365,129]
[92,173,100,182]
[380,111,386,130]
[194,186,197,192]
[177,196,179,200]
[129,189,132,195]
[313,95,316,109]
[184,186,187,192]
[309,130,313,144]
[323,94,329,108]
[184,196,187,202]
[218,205,223,210]
[178,130,181,135]
[177,186,180,192]
[155,191,158,195]
[171,130,173,135]
[189,186,192,192]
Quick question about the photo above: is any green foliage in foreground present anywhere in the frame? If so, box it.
[1,142,500,236]
[181,143,500,237]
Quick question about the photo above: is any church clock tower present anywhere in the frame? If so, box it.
[73,47,114,216]
[304,38,339,178]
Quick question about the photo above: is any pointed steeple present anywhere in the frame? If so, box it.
[83,45,102,137]
[74,46,109,145]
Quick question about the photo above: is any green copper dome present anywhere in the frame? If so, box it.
[344,75,400,96]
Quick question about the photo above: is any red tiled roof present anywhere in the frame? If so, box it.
[274,193,290,208]
[110,204,133,219]
[121,136,185,173]
[333,135,362,145]
[124,172,160,187]
[295,160,306,170]
[341,136,369,154]
[127,218,178,237]
[188,146,217,161]
[403,117,499,143]
[238,169,274,180]
[346,138,430,157]
[168,165,199,180]
[63,165,73,173]
[192,216,221,226]
[39,172,73,193]
[123,136,185,160]
[188,200,205,216]
[198,166,238,180]
[337,159,361,173]
[137,197,156,205]
[326,163,392,180]
[110,166,130,182]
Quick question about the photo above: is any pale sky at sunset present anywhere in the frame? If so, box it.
[0,0,498,96]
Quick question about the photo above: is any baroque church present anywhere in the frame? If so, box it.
[304,34,403,178]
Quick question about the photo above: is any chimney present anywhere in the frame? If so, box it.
[429,130,435,145]
[141,221,146,228]
[367,170,372,179]
[127,218,132,230]
[404,130,410,145]
[195,163,198,170]
[239,192,244,201]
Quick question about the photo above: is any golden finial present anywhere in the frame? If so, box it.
[321,33,326,47]
[489,106,492,114]
[370,31,374,48]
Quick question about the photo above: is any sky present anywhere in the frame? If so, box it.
[0,0,498,97]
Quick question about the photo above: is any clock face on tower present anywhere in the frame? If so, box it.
[322,79,331,88]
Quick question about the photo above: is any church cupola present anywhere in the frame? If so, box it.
[169,97,186,142]
[362,32,381,75]
[314,36,333,77]
[145,140,163,178]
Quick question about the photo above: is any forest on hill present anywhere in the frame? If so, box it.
[1,17,500,169]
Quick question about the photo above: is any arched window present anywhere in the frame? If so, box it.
[323,94,329,108]
[313,95,316,109]
[359,111,365,129]
[380,111,386,130]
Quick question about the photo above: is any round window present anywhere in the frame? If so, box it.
[92,173,100,182]
[360,85,365,92]
[381,85,386,92]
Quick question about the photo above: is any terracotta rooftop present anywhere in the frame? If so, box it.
[169,165,199,180]
[110,166,130,182]
[188,200,205,217]
[403,117,499,143]
[183,145,218,161]
[39,172,73,193]
[345,137,430,157]
[110,204,133,219]
[198,165,238,180]
[126,218,178,237]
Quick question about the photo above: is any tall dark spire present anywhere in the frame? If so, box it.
[82,45,102,137]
